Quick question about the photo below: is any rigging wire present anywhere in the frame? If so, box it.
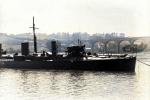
[137,59,150,66]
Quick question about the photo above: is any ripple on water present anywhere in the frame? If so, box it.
[0,55,150,100]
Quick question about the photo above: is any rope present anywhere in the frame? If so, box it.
[137,59,150,66]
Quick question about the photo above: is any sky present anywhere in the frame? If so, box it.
[0,0,150,36]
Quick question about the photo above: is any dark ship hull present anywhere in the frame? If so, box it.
[0,56,136,72]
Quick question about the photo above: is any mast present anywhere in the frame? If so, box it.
[29,16,38,53]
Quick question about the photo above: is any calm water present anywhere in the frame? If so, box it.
[0,52,150,100]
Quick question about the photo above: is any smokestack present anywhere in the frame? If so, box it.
[51,41,58,56]
[21,42,29,56]
[0,44,2,57]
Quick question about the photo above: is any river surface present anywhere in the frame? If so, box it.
[0,52,150,100]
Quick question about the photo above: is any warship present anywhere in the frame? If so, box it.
[0,17,136,72]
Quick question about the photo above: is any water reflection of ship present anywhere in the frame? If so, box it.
[0,17,136,72]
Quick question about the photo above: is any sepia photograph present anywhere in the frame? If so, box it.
[0,0,150,100]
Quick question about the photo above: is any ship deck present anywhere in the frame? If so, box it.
[0,56,135,62]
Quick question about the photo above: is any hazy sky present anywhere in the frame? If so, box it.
[0,0,150,36]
